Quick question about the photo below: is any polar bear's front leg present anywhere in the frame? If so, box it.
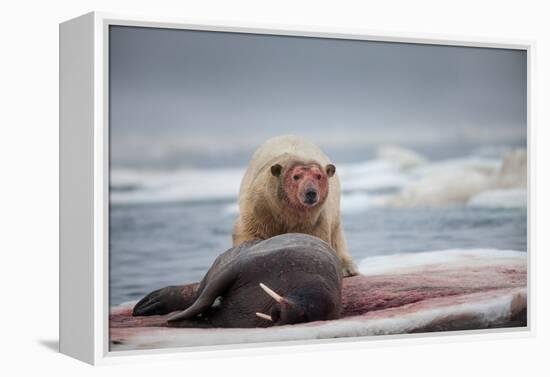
[232,215,268,246]
[232,217,253,246]
[332,224,359,277]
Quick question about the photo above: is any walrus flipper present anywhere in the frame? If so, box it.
[166,265,239,322]
[133,283,199,316]
[167,241,257,322]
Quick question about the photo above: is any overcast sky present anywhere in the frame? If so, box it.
[109,26,527,168]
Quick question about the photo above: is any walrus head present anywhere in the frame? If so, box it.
[271,162,335,209]
[255,282,337,325]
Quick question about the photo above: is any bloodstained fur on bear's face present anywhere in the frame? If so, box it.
[282,163,330,209]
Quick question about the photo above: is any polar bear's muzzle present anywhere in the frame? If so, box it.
[304,188,318,205]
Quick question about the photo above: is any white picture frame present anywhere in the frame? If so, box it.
[59,11,535,365]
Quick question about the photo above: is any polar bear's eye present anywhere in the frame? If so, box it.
[293,175,300,181]
[316,174,322,180]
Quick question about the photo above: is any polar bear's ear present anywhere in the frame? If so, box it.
[325,164,336,177]
[271,164,283,177]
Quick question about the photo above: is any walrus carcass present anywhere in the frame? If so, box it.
[133,233,343,328]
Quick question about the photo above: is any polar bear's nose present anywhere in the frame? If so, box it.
[305,189,318,204]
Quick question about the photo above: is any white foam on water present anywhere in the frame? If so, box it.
[110,167,245,205]
[376,145,427,170]
[410,156,501,179]
[341,192,388,213]
[110,147,526,208]
[468,188,527,208]
[495,149,527,188]
[358,248,526,276]
[338,159,409,191]
[387,167,495,207]
[386,149,526,208]
[223,202,240,215]
[110,159,408,206]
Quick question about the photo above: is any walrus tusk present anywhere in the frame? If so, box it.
[255,312,273,321]
[259,282,284,303]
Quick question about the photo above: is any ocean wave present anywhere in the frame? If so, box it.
[386,165,496,207]
[110,146,526,209]
[223,202,240,215]
[359,248,526,276]
[110,159,409,206]
[338,159,409,191]
[376,145,427,169]
[386,149,526,208]
[110,167,244,205]
[341,192,387,213]
[468,189,527,208]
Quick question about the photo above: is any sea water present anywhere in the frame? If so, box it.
[109,146,527,306]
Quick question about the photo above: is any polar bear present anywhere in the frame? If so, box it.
[232,135,358,277]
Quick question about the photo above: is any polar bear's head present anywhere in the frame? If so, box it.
[271,161,335,209]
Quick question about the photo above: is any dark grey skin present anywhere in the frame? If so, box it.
[133,234,343,328]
